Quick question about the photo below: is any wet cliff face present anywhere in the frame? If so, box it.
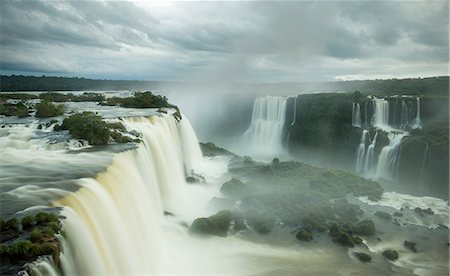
[285,92,448,198]
[286,93,361,169]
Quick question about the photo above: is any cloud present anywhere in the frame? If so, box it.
[0,0,447,82]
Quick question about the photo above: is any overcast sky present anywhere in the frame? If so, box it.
[0,0,448,82]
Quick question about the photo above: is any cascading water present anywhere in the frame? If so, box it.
[375,132,407,180]
[291,96,297,126]
[371,98,389,130]
[50,114,204,275]
[242,96,288,156]
[400,100,410,129]
[411,97,423,130]
[364,131,378,173]
[352,102,361,127]
[355,130,368,173]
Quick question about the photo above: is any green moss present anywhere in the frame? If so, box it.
[62,112,110,145]
[382,249,399,261]
[35,101,65,117]
[0,243,7,255]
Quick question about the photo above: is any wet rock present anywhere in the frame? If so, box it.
[382,249,399,261]
[353,252,372,263]
[403,241,417,252]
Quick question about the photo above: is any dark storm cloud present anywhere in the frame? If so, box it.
[0,0,447,81]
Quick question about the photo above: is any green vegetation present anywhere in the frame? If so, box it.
[35,101,65,117]
[0,102,30,117]
[21,215,35,228]
[102,91,172,108]
[382,249,399,261]
[191,210,232,237]
[0,212,62,270]
[353,252,372,263]
[61,112,110,145]
[295,228,313,242]
[352,219,375,236]
[39,92,105,102]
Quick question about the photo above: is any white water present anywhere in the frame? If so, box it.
[242,96,288,156]
[364,131,378,173]
[411,97,423,130]
[375,132,407,180]
[52,114,204,275]
[352,102,361,127]
[371,98,390,130]
[355,129,368,173]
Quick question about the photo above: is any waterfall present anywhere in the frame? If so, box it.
[242,96,288,155]
[400,100,410,129]
[352,103,361,127]
[419,143,430,192]
[355,130,368,172]
[364,131,378,173]
[410,97,423,130]
[371,98,389,130]
[364,101,368,128]
[291,96,297,126]
[375,132,407,180]
[49,114,203,275]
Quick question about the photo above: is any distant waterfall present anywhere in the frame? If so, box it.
[364,131,378,173]
[51,114,203,275]
[352,103,361,127]
[375,133,407,180]
[291,96,297,126]
[400,101,410,129]
[410,97,423,130]
[371,98,389,129]
[243,96,288,156]
[355,130,368,172]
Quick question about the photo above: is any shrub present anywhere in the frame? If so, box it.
[21,215,35,228]
[35,101,65,117]
[9,240,32,256]
[352,219,375,236]
[404,241,417,252]
[191,210,232,237]
[353,252,371,262]
[110,131,132,143]
[30,229,44,243]
[62,112,110,145]
[5,218,18,231]
[382,249,399,261]
[35,212,58,224]
[296,229,313,242]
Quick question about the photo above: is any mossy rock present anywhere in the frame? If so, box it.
[220,178,249,199]
[35,212,58,224]
[353,252,372,262]
[191,210,232,237]
[375,211,392,220]
[382,249,399,261]
[404,241,417,252]
[352,219,375,236]
[21,216,35,229]
[296,229,313,242]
